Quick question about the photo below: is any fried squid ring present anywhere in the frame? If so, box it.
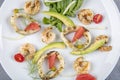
[24,0,40,15]
[37,51,64,79]
[61,26,91,50]
[10,13,40,35]
[73,57,90,74]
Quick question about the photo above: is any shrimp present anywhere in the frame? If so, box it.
[24,0,40,15]
[37,51,64,79]
[95,35,112,51]
[73,57,90,74]
[41,27,56,44]
[20,43,36,60]
[78,9,94,25]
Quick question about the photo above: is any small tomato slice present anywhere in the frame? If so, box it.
[14,53,25,62]
[72,27,85,42]
[76,74,96,80]
[48,53,57,69]
[25,22,40,31]
[93,14,103,24]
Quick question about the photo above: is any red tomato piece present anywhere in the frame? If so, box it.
[14,53,25,62]
[25,22,40,31]
[76,74,96,80]
[93,14,103,24]
[72,27,85,42]
[48,53,57,69]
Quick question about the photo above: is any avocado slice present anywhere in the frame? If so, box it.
[42,11,75,27]
[71,39,106,55]
[33,42,66,63]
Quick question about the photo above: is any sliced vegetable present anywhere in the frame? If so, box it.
[76,74,96,80]
[72,27,85,42]
[93,14,103,24]
[33,42,66,63]
[3,35,25,40]
[48,52,57,69]
[71,39,106,55]
[25,22,40,31]
[63,1,76,15]
[43,17,51,24]
[14,53,25,62]
[43,11,75,27]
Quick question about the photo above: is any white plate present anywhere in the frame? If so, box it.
[0,0,120,80]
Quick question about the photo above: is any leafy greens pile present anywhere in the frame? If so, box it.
[43,0,84,32]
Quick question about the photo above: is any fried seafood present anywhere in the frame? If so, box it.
[73,57,90,74]
[78,9,94,25]
[41,27,56,44]
[24,0,40,15]
[95,35,112,51]
[10,13,40,35]
[99,46,112,51]
[37,51,64,79]
[20,43,36,60]
[61,26,91,49]
[95,35,109,43]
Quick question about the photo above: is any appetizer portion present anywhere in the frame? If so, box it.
[74,57,96,80]
[10,13,40,35]
[37,51,64,79]
[33,42,66,63]
[61,26,91,50]
[71,35,112,55]
[9,0,112,80]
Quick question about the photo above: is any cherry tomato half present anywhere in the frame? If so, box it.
[25,22,40,31]
[76,74,96,80]
[48,53,57,69]
[93,14,103,24]
[14,53,25,62]
[72,27,85,42]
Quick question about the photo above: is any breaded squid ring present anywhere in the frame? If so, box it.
[24,0,40,15]
[78,9,94,25]
[61,26,91,49]
[73,57,90,74]
[37,51,64,79]
[10,13,40,35]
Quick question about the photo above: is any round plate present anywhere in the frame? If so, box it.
[0,0,120,80]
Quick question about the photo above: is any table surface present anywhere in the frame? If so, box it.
[0,0,120,80]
